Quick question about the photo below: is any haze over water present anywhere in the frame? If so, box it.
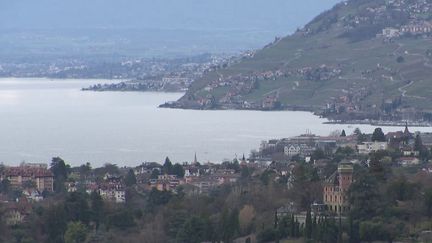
[0,78,429,167]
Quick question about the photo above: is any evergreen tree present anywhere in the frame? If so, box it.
[163,157,173,174]
[125,169,137,187]
[341,130,347,137]
[64,222,87,243]
[220,208,239,242]
[44,203,68,243]
[353,128,361,135]
[290,214,295,237]
[176,216,208,243]
[51,157,69,193]
[354,128,367,144]
[78,162,92,180]
[424,188,432,218]
[150,169,160,179]
[371,128,386,142]
[349,172,382,220]
[414,134,423,151]
[0,179,10,194]
[349,216,360,243]
[106,210,136,230]
[64,192,91,224]
[305,208,312,239]
[312,215,318,241]
[90,191,104,229]
[172,164,185,178]
[294,219,300,237]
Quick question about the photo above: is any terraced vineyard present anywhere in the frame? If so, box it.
[169,0,432,123]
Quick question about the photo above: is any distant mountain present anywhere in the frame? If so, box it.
[0,0,340,32]
[169,0,432,123]
[0,0,341,60]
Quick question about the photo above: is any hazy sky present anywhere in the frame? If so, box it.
[0,0,341,32]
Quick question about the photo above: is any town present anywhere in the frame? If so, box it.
[81,54,238,93]
[1,125,432,242]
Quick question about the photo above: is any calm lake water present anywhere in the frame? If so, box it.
[0,78,430,167]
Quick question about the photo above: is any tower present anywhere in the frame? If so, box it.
[240,153,247,167]
[193,152,198,165]
[338,163,353,192]
[324,163,354,214]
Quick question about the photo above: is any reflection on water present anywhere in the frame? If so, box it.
[0,78,429,167]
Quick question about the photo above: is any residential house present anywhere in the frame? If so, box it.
[149,174,181,192]
[399,157,420,167]
[276,203,296,219]
[85,183,99,195]
[98,183,126,203]
[103,173,122,183]
[1,165,54,192]
[184,167,200,177]
[323,163,354,214]
[3,197,31,226]
[186,177,219,195]
[382,27,400,38]
[22,188,43,202]
[386,124,414,149]
[401,146,420,157]
[134,162,162,175]
[4,206,27,226]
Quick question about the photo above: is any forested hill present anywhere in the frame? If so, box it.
[169,0,432,123]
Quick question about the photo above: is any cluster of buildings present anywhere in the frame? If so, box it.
[67,173,126,204]
[260,125,432,167]
[321,126,432,215]
[196,63,343,110]
[0,163,54,225]
[272,124,432,222]
[275,162,355,223]
[259,133,357,159]
[3,123,432,227]
[381,21,432,38]
[352,0,432,39]
[134,157,243,195]
[387,0,432,15]
[0,163,54,193]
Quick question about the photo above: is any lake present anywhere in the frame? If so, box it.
[0,78,429,167]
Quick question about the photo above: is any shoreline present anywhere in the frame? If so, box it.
[2,76,429,128]
[159,103,432,127]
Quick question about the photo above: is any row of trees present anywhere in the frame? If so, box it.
[259,213,340,243]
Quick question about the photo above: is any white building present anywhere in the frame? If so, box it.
[284,145,301,156]
[382,27,400,38]
[357,142,388,154]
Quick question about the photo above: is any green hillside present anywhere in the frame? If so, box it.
[167,0,432,123]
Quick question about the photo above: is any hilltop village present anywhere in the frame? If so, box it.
[2,125,432,242]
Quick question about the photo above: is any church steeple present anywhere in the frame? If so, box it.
[240,153,247,166]
[404,122,410,135]
[193,152,198,165]
[403,122,413,144]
